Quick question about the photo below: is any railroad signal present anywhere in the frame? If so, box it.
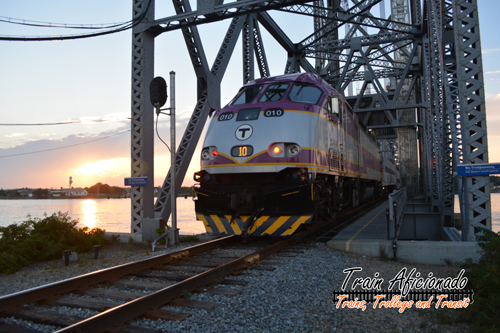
[150,76,168,109]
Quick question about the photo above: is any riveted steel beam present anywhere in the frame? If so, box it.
[131,0,156,234]
[451,0,491,240]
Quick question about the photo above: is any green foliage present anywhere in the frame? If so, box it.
[460,229,500,332]
[84,183,127,196]
[107,234,120,244]
[33,188,49,198]
[180,235,200,243]
[155,227,171,245]
[127,236,135,251]
[379,246,391,261]
[180,289,192,299]
[0,212,108,274]
[490,176,500,187]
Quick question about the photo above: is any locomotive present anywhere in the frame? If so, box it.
[193,73,397,237]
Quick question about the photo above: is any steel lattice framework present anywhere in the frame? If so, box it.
[130,0,491,241]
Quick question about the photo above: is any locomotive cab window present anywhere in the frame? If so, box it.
[231,85,263,105]
[288,83,323,104]
[258,83,289,102]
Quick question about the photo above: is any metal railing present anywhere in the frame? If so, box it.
[386,187,407,260]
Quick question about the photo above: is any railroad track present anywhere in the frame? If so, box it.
[0,199,385,333]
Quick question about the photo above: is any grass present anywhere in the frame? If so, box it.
[180,289,192,299]
[180,235,200,242]
[379,246,391,261]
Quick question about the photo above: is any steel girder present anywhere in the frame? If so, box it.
[243,16,255,83]
[154,9,247,223]
[451,0,491,239]
[391,0,420,196]
[151,0,315,32]
[243,15,270,84]
[426,0,446,214]
[131,0,156,233]
[421,0,491,237]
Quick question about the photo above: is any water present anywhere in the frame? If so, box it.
[0,197,205,235]
[1,194,499,234]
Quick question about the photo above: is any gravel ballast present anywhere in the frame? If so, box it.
[0,241,474,332]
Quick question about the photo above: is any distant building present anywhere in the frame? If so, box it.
[50,188,88,197]
[18,188,34,197]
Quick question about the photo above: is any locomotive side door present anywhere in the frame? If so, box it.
[326,97,341,173]
[332,98,346,175]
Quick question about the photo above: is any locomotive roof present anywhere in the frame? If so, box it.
[245,73,338,96]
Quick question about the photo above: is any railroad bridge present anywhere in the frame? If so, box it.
[129,0,490,242]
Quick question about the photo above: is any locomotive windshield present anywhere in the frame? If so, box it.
[258,83,289,102]
[232,85,263,105]
[288,83,323,104]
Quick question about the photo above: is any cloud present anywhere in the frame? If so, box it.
[0,122,202,189]
[74,112,130,124]
[486,70,500,74]
[5,133,28,138]
[0,129,130,189]
[482,48,500,54]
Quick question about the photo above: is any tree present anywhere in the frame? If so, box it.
[33,188,49,199]
[85,183,126,196]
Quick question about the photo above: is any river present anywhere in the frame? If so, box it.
[0,197,204,235]
[0,194,499,234]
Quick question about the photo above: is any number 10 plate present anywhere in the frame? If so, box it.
[231,145,253,157]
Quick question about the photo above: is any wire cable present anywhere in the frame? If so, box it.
[0,16,132,30]
[0,129,130,158]
[156,114,171,152]
[0,0,152,41]
[0,122,75,126]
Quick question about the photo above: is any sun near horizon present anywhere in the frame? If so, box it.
[71,155,199,189]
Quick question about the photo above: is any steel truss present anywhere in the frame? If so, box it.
[130,0,491,241]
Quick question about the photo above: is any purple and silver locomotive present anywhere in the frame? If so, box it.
[193,73,396,237]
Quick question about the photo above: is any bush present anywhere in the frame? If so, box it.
[460,229,500,332]
[180,235,200,243]
[0,212,108,274]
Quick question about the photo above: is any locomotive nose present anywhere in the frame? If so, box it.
[230,189,255,213]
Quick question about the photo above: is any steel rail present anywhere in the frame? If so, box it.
[0,235,238,313]
[55,222,326,333]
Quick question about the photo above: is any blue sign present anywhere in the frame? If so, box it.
[124,177,148,186]
[457,163,500,176]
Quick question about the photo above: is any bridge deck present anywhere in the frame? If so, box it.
[334,200,389,241]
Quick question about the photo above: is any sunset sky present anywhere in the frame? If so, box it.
[1,0,500,191]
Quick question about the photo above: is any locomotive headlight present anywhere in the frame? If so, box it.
[201,149,210,160]
[268,143,285,157]
[269,143,301,158]
[288,144,301,157]
[201,146,218,160]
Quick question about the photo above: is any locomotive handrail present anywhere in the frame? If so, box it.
[386,187,407,260]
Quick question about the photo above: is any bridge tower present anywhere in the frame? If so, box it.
[129,0,491,241]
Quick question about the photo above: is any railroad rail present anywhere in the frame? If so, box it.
[0,199,385,332]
